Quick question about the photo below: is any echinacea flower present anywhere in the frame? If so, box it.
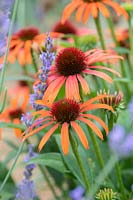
[96,188,119,200]
[0,83,30,138]
[42,47,121,102]
[61,0,128,24]
[23,95,114,154]
[0,27,62,66]
[116,28,130,49]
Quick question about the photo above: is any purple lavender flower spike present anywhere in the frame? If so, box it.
[69,186,85,200]
[15,145,38,200]
[30,33,55,110]
[0,0,14,69]
[109,124,133,158]
[21,113,33,127]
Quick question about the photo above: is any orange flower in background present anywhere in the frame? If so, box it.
[52,20,95,36]
[0,27,62,66]
[116,28,130,49]
[61,0,128,24]
[23,96,114,154]
[0,82,30,138]
[42,47,121,102]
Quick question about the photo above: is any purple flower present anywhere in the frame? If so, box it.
[109,125,133,158]
[21,113,33,127]
[0,0,14,68]
[69,186,85,200]
[15,145,38,200]
[30,33,55,110]
[128,97,133,117]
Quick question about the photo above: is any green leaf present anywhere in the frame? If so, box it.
[55,135,93,187]
[114,46,130,54]
[122,2,133,12]
[28,153,69,174]
[0,122,25,130]
[0,162,15,198]
[0,89,7,113]
[113,78,133,83]
[5,75,34,82]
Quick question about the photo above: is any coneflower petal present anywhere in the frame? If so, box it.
[77,74,90,94]
[38,123,59,152]
[23,121,54,141]
[71,121,89,149]
[80,113,108,135]
[79,117,103,140]
[61,122,69,155]
[84,69,113,83]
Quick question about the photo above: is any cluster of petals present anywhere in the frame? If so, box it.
[23,95,114,154]
[42,47,122,103]
[0,27,62,66]
[61,0,129,24]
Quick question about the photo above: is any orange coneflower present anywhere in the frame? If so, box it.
[116,28,130,49]
[52,20,95,36]
[42,47,121,102]
[0,27,62,66]
[23,96,114,154]
[61,0,128,24]
[0,82,30,138]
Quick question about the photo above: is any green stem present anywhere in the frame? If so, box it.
[31,49,38,73]
[106,18,127,77]
[94,17,106,50]
[115,162,127,200]
[0,0,19,94]
[94,17,109,91]
[70,133,90,191]
[89,154,118,197]
[0,142,24,193]
[106,17,131,99]
[88,128,104,169]
[39,165,60,200]
[128,13,133,56]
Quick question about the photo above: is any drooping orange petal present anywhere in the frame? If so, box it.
[13,119,22,138]
[104,0,128,19]
[84,69,113,83]
[61,1,82,24]
[38,123,59,152]
[79,117,103,140]
[43,76,66,103]
[96,2,110,18]
[71,121,89,149]
[24,40,32,64]
[91,3,98,18]
[66,75,80,101]
[81,103,114,113]
[89,66,121,77]
[9,39,21,48]
[77,74,90,94]
[76,3,86,22]
[32,110,50,117]
[17,49,25,66]
[22,121,54,141]
[61,122,69,155]
[82,4,92,24]
[80,94,112,108]
[80,113,108,135]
